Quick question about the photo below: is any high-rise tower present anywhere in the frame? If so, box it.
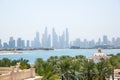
[34,31,40,48]
[17,38,22,49]
[26,40,30,48]
[0,39,2,48]
[52,28,58,48]
[65,28,69,48]
[103,35,108,45]
[9,37,15,48]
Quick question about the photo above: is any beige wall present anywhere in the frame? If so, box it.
[0,67,41,80]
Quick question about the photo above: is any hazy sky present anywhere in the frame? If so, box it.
[0,0,120,42]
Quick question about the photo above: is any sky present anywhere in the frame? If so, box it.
[0,0,120,42]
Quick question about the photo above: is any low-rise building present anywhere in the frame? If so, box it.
[90,48,111,62]
[0,63,42,80]
[114,69,120,80]
[90,48,120,80]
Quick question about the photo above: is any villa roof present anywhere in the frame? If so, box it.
[93,48,107,57]
[93,52,107,57]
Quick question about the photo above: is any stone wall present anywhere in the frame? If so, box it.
[0,66,41,80]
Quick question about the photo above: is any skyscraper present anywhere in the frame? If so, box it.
[0,39,2,48]
[116,37,120,46]
[31,40,34,48]
[47,34,51,48]
[9,37,15,48]
[89,40,95,48]
[34,32,40,48]
[42,27,50,48]
[72,38,81,47]
[103,35,108,45]
[22,40,25,48]
[41,34,45,48]
[17,38,22,49]
[83,39,88,48]
[44,27,48,48]
[59,32,65,48]
[97,38,101,45]
[52,28,58,48]
[26,40,30,48]
[65,28,69,48]
[3,42,9,49]
[112,37,115,45]
[42,28,46,48]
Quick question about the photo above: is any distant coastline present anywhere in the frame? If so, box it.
[70,45,120,49]
[1,47,120,51]
[0,47,120,54]
[0,50,23,54]
[0,47,54,52]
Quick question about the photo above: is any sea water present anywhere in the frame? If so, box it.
[0,49,120,63]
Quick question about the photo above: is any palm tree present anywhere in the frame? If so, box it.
[35,58,59,80]
[0,58,11,67]
[69,55,86,80]
[82,59,96,80]
[95,59,111,80]
[19,58,30,69]
[58,56,73,80]
[35,58,44,75]
[109,54,120,80]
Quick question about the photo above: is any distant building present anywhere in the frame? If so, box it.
[59,32,65,48]
[112,37,115,45]
[88,40,95,48]
[17,38,23,49]
[116,37,120,47]
[31,40,34,48]
[3,42,9,49]
[96,38,101,46]
[1,28,120,49]
[90,48,111,62]
[0,63,42,80]
[26,40,30,48]
[72,38,81,47]
[65,28,69,48]
[47,34,51,48]
[0,39,2,48]
[52,28,58,48]
[83,39,88,48]
[103,35,108,45]
[34,32,40,48]
[42,27,51,48]
[22,40,25,48]
[9,37,15,48]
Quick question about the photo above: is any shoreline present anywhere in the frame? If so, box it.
[0,48,120,55]
[0,49,120,64]
[0,51,23,54]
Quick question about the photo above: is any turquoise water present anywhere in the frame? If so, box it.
[0,49,120,63]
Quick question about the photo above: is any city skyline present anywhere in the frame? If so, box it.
[0,27,120,49]
[0,0,120,42]
[0,27,120,42]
